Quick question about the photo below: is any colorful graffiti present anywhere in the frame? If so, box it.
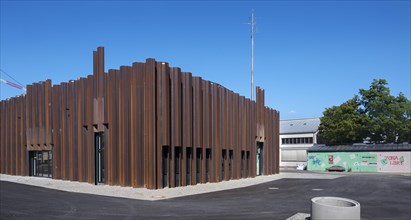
[307,151,411,173]
[307,152,378,172]
[378,152,411,172]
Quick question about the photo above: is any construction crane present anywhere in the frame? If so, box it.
[0,78,26,91]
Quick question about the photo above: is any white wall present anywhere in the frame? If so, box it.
[280,132,317,167]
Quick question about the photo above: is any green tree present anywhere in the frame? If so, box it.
[318,79,411,145]
[359,79,411,143]
[318,96,366,145]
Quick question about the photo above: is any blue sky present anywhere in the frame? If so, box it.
[1,0,410,119]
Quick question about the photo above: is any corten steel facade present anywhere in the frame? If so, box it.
[0,47,280,189]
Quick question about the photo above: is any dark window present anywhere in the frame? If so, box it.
[205,149,211,182]
[283,137,314,145]
[186,147,192,185]
[240,151,245,178]
[162,146,169,188]
[196,148,202,184]
[229,150,233,179]
[246,151,250,177]
[221,150,226,181]
[175,147,181,187]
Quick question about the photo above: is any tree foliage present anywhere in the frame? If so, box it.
[318,79,411,145]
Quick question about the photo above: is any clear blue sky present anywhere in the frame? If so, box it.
[1,0,410,119]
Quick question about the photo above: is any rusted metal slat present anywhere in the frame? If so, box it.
[211,83,219,182]
[129,67,137,187]
[51,85,60,179]
[144,58,156,189]
[10,98,16,175]
[125,66,132,186]
[156,62,171,188]
[133,63,145,188]
[106,70,114,185]
[45,80,52,146]
[22,96,27,175]
[0,101,4,173]
[86,76,94,184]
[15,97,21,175]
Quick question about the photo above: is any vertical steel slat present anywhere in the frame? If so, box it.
[129,67,137,187]
[0,47,280,188]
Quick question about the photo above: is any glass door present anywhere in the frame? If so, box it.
[95,132,105,184]
[29,151,52,178]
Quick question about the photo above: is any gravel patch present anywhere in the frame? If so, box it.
[0,172,344,201]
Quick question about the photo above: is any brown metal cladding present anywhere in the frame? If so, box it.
[0,95,27,176]
[0,47,280,189]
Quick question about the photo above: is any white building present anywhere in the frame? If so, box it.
[280,118,320,168]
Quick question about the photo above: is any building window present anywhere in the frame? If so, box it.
[282,137,313,145]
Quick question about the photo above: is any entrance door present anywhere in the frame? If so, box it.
[95,132,105,185]
[29,151,52,178]
[256,142,263,176]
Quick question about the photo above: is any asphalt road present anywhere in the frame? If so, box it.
[1,172,410,220]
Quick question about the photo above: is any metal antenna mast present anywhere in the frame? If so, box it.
[251,9,255,101]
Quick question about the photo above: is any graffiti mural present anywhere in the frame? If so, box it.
[378,152,411,173]
[307,152,378,172]
[307,151,411,173]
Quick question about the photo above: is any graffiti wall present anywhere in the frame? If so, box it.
[377,152,411,173]
[307,151,411,173]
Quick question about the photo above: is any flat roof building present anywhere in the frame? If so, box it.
[0,47,280,189]
[280,118,320,168]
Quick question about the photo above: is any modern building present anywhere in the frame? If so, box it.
[280,118,320,167]
[0,47,280,189]
[307,143,411,173]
